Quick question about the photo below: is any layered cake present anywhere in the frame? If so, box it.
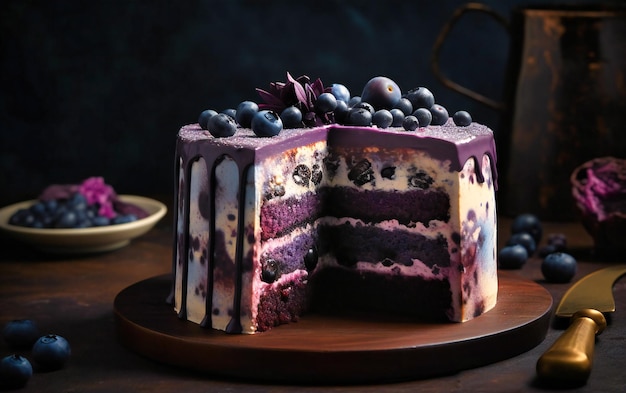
[170,75,498,334]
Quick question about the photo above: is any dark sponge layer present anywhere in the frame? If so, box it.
[309,267,452,321]
[324,187,450,226]
[319,223,451,268]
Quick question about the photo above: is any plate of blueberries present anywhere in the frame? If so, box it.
[0,195,167,254]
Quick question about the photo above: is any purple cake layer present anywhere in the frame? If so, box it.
[323,187,450,225]
[318,223,451,268]
[309,267,452,321]
[260,192,322,241]
[256,274,309,332]
[261,186,450,241]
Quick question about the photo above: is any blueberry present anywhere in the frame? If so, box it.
[381,166,396,179]
[280,106,303,129]
[55,210,78,228]
[511,213,542,244]
[393,97,413,116]
[345,107,372,126]
[92,216,110,226]
[506,232,536,255]
[9,208,30,226]
[390,108,405,127]
[208,113,237,138]
[402,115,419,131]
[547,233,567,249]
[372,109,393,129]
[0,354,32,389]
[360,76,402,110]
[2,319,40,349]
[348,159,375,186]
[43,199,58,214]
[311,164,323,185]
[68,193,87,211]
[498,244,528,269]
[429,104,449,125]
[333,100,350,124]
[330,83,351,103]
[111,214,138,225]
[408,171,434,189]
[292,164,312,187]
[412,107,432,127]
[32,334,71,371]
[453,110,472,126]
[221,108,236,119]
[261,259,280,283]
[354,101,375,115]
[348,96,361,108]
[538,233,567,256]
[31,220,45,228]
[405,87,435,109]
[235,101,259,128]
[198,109,218,130]
[538,244,560,258]
[303,246,319,271]
[252,110,283,137]
[315,92,338,113]
[31,201,46,216]
[541,252,577,283]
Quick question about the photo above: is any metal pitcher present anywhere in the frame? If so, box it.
[433,3,626,221]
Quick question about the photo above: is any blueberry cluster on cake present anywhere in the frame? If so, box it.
[170,74,498,334]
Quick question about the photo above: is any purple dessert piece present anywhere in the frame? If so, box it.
[38,177,149,219]
[571,156,626,252]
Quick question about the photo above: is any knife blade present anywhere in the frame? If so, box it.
[536,265,626,384]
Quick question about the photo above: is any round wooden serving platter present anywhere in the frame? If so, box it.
[114,272,552,384]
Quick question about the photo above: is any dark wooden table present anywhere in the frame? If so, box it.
[1,209,625,392]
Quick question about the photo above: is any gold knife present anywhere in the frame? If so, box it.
[536,264,626,384]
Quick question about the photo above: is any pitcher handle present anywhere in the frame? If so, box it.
[431,2,509,111]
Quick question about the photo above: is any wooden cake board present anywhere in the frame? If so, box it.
[114,272,552,384]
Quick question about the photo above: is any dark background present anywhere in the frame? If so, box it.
[0,0,616,207]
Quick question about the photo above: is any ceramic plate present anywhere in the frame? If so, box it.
[0,195,167,254]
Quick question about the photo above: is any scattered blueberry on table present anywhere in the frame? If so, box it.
[0,320,72,388]
[506,232,537,255]
[541,252,577,283]
[511,213,543,244]
[498,244,529,269]
[0,354,33,389]
[2,319,40,349]
[32,334,72,371]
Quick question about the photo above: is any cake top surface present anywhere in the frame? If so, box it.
[179,120,493,149]
[180,73,498,186]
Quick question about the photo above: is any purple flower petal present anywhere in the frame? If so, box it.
[310,78,325,96]
[286,72,308,105]
[256,88,284,109]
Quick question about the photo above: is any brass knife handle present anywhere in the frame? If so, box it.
[536,309,607,384]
